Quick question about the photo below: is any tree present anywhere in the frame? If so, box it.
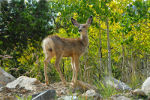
[0,0,54,77]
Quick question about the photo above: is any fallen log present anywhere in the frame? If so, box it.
[69,80,97,91]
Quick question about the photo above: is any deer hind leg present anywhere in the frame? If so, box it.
[55,54,66,85]
[73,56,79,86]
[44,53,52,85]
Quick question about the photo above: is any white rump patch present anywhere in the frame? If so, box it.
[42,38,54,56]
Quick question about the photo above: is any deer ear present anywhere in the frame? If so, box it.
[71,18,80,27]
[86,16,93,25]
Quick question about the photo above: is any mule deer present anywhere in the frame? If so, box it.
[42,16,93,86]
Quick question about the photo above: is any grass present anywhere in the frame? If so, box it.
[128,74,145,89]
[95,81,121,98]
[16,95,32,100]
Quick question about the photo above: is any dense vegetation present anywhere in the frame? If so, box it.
[0,0,149,97]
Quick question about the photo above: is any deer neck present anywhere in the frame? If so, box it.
[80,32,89,47]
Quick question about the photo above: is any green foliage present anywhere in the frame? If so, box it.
[17,41,44,80]
[0,0,53,51]
[0,0,55,79]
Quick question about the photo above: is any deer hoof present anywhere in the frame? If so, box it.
[45,81,49,85]
[70,82,76,88]
[62,81,67,85]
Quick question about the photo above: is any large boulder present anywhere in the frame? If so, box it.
[142,77,150,95]
[6,76,40,91]
[32,90,56,100]
[132,89,146,97]
[0,67,15,87]
[105,76,132,91]
[132,77,150,97]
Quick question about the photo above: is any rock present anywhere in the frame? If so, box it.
[0,84,3,88]
[142,77,150,95]
[0,67,15,87]
[105,76,132,91]
[82,89,102,100]
[56,87,67,96]
[58,96,78,100]
[0,87,3,92]
[32,90,56,100]
[6,76,40,90]
[82,89,98,96]
[72,93,79,96]
[111,96,131,100]
[132,89,146,97]
[32,92,41,98]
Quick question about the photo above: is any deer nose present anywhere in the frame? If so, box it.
[78,29,82,32]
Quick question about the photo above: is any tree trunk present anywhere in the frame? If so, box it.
[122,33,125,69]
[121,32,126,81]
[146,54,149,77]
[83,51,88,82]
[106,18,112,77]
[98,17,103,79]
[131,49,135,76]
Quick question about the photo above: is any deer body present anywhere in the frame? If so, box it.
[43,35,88,57]
[42,16,92,86]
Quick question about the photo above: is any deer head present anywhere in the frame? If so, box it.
[71,16,93,34]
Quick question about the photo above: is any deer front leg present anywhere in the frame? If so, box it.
[44,56,51,85]
[55,54,66,85]
[73,56,79,86]
[71,57,75,82]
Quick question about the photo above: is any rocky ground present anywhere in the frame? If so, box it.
[0,75,102,100]
[0,77,149,100]
[0,67,150,100]
[0,81,70,99]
